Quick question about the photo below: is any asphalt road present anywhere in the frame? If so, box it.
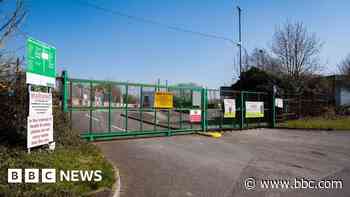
[71,111,167,133]
[96,129,350,197]
[71,110,206,134]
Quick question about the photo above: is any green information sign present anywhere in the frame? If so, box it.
[26,38,56,87]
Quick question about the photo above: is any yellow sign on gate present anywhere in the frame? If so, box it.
[154,92,173,108]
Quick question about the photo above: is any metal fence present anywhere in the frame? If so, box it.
[61,71,276,141]
[276,93,334,123]
[206,89,273,130]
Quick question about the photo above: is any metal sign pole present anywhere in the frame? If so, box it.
[27,84,31,154]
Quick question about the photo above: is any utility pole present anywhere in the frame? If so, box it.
[237,6,242,79]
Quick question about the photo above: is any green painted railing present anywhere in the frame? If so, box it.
[61,71,276,141]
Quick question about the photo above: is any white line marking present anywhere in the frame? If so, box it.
[85,113,125,131]
[85,114,100,122]
[112,125,125,131]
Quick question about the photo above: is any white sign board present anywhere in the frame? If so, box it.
[29,91,52,116]
[27,116,53,148]
[27,90,54,149]
[275,98,283,108]
[26,72,56,88]
[190,109,201,122]
[245,101,264,118]
[224,99,236,118]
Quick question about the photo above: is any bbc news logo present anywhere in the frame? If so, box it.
[8,169,102,183]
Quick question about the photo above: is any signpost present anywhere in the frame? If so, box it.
[26,38,56,153]
[26,38,56,88]
[190,109,201,122]
[224,99,236,118]
[245,101,264,118]
[154,92,173,108]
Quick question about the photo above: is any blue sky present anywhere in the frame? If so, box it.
[5,0,350,88]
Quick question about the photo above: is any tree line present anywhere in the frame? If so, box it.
[234,21,350,94]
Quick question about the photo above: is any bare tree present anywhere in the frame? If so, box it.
[338,54,350,76]
[271,22,322,80]
[0,0,26,75]
[245,48,282,74]
[0,0,26,48]
[0,1,27,142]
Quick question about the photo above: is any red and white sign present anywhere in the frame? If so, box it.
[27,90,54,149]
[190,109,201,123]
[29,91,52,117]
[27,116,53,148]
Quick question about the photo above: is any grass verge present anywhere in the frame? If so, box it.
[0,143,115,197]
[279,116,350,130]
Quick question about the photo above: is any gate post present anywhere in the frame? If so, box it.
[271,91,276,128]
[201,88,208,132]
[62,70,68,113]
[239,91,244,129]
[108,83,112,132]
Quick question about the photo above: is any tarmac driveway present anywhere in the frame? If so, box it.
[96,129,350,197]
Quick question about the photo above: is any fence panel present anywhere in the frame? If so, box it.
[276,93,334,127]
[205,89,273,130]
[243,91,272,129]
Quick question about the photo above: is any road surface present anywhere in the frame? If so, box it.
[71,110,206,134]
[97,129,350,197]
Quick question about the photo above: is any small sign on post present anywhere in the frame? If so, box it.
[275,98,283,108]
[190,109,201,122]
[154,92,173,108]
[224,99,236,118]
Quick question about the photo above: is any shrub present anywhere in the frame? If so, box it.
[0,71,83,148]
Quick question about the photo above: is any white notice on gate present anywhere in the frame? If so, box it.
[245,101,264,118]
[27,116,53,148]
[224,99,236,118]
[29,91,52,117]
[275,98,283,108]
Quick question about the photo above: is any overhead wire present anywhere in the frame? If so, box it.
[74,0,236,45]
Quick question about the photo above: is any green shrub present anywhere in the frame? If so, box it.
[0,72,116,197]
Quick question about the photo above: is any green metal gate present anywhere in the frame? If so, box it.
[61,71,276,141]
[61,71,206,141]
[206,89,275,130]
